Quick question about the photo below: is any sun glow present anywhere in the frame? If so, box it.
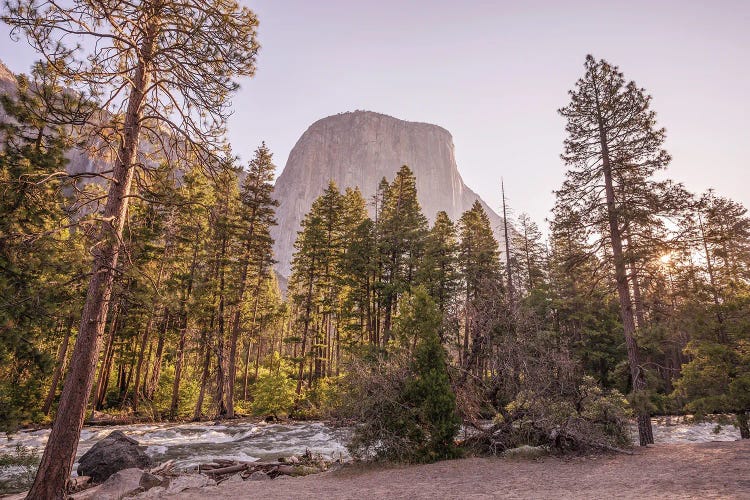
[660,253,672,264]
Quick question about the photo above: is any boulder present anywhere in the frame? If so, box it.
[77,430,152,483]
[271,110,508,277]
[163,474,216,494]
[139,471,163,490]
[248,470,271,481]
[73,468,153,499]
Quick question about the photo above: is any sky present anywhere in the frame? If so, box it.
[1,0,749,228]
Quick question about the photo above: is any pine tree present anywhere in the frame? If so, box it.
[511,213,547,295]
[169,164,215,418]
[337,188,375,350]
[226,143,278,417]
[289,186,337,393]
[557,55,672,445]
[4,0,260,493]
[458,201,501,368]
[400,287,461,462]
[672,192,750,438]
[377,166,428,345]
[0,65,88,430]
[417,211,460,341]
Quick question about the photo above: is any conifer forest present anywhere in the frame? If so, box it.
[0,1,748,498]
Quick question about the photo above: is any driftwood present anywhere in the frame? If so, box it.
[197,452,333,482]
[464,415,634,456]
[202,463,249,476]
[150,459,176,475]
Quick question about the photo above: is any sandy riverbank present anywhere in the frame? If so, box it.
[176,440,750,499]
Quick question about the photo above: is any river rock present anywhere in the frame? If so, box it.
[77,430,152,483]
[163,474,216,494]
[249,470,271,481]
[73,468,153,499]
[139,471,163,490]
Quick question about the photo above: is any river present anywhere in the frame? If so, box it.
[0,418,742,493]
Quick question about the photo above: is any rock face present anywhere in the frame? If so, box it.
[77,431,153,483]
[272,110,505,276]
[0,59,145,183]
[0,60,15,95]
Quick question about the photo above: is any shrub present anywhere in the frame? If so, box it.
[251,351,297,418]
[339,288,460,462]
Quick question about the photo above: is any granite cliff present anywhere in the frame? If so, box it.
[0,59,114,179]
[272,110,504,276]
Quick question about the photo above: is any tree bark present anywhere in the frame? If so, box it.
[194,329,212,420]
[170,236,199,418]
[146,313,169,399]
[737,411,749,439]
[42,316,74,415]
[93,300,121,411]
[132,316,155,413]
[596,100,654,446]
[226,241,254,418]
[27,17,158,496]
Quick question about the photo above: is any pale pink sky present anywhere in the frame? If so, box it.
[2,0,748,226]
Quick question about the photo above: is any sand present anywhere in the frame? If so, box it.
[176,440,750,499]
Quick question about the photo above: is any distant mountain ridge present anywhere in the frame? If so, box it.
[0,59,120,180]
[0,62,506,277]
[271,110,505,276]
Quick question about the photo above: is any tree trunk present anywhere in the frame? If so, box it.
[93,300,121,411]
[214,234,229,417]
[501,179,515,304]
[120,337,138,404]
[737,411,750,439]
[698,214,727,344]
[27,19,157,496]
[42,316,74,415]
[597,106,654,446]
[226,245,252,418]
[242,270,265,400]
[194,330,212,421]
[132,316,155,413]
[242,340,252,400]
[133,241,170,412]
[296,262,315,395]
[170,320,188,419]
[253,339,262,381]
[170,237,199,418]
[146,313,169,399]
[141,338,153,397]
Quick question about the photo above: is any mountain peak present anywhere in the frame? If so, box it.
[0,59,17,94]
[271,111,503,276]
[310,110,453,138]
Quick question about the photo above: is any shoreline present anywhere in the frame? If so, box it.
[174,440,750,500]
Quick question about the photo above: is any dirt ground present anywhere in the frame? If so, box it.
[177,440,750,500]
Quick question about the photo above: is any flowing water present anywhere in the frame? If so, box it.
[0,420,349,493]
[0,417,742,493]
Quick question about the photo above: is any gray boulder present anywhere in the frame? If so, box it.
[78,431,152,483]
[73,468,146,499]
[248,470,271,481]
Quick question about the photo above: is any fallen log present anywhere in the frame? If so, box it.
[202,463,249,476]
[150,459,176,475]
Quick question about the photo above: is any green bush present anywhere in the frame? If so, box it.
[251,351,297,418]
[340,288,461,463]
